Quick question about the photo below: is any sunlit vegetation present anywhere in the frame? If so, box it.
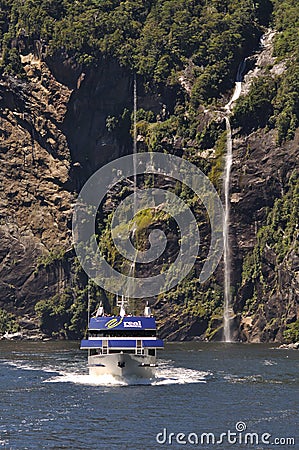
[0,308,19,334]
[1,0,270,101]
[232,0,299,143]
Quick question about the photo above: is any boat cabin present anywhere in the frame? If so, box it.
[80,316,164,357]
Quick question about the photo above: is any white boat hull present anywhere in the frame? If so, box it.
[88,353,156,378]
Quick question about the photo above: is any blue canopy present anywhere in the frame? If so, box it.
[88,316,156,331]
[80,338,164,349]
[81,340,103,349]
[142,339,164,348]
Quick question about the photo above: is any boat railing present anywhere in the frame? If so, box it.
[136,339,144,355]
[102,339,108,354]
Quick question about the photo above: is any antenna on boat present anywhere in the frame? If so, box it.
[144,301,151,317]
[87,280,91,326]
[95,301,104,317]
[120,295,126,317]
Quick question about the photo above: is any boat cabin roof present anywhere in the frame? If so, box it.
[89,316,156,331]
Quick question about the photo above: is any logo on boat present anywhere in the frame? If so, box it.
[124,321,142,328]
[105,318,123,329]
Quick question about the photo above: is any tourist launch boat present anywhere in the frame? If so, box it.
[80,301,164,378]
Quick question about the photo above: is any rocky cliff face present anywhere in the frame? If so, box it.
[0,52,135,333]
[0,35,298,342]
[229,32,299,342]
[231,127,299,342]
[0,55,72,315]
[0,48,170,337]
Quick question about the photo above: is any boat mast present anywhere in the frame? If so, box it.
[120,294,126,317]
[87,280,91,326]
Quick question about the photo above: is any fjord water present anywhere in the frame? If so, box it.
[0,342,298,450]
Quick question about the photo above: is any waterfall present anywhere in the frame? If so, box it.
[225,82,242,111]
[223,117,233,343]
[223,81,242,342]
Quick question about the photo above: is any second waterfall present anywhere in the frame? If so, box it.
[223,81,242,342]
[223,116,233,343]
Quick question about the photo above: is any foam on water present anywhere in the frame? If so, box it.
[45,372,129,386]
[44,359,210,386]
[3,357,209,386]
[5,355,285,387]
[2,347,213,387]
[263,359,278,366]
[224,373,283,385]
[5,360,58,373]
[153,359,209,385]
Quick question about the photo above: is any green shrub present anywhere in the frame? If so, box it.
[35,291,73,335]
[283,320,299,343]
[0,308,19,334]
[232,76,276,132]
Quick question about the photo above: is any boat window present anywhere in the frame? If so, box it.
[89,331,104,337]
[90,349,99,356]
[148,349,156,356]
[109,349,135,354]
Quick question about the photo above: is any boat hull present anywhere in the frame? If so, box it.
[88,353,156,378]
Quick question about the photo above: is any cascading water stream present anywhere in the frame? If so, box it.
[223,116,233,343]
[222,38,270,339]
[223,81,242,342]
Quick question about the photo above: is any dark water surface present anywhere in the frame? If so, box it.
[0,341,298,449]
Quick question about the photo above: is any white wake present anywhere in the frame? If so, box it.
[3,357,209,386]
[44,359,210,386]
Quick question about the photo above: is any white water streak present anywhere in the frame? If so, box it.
[223,116,233,343]
[223,81,242,342]
[225,81,242,111]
